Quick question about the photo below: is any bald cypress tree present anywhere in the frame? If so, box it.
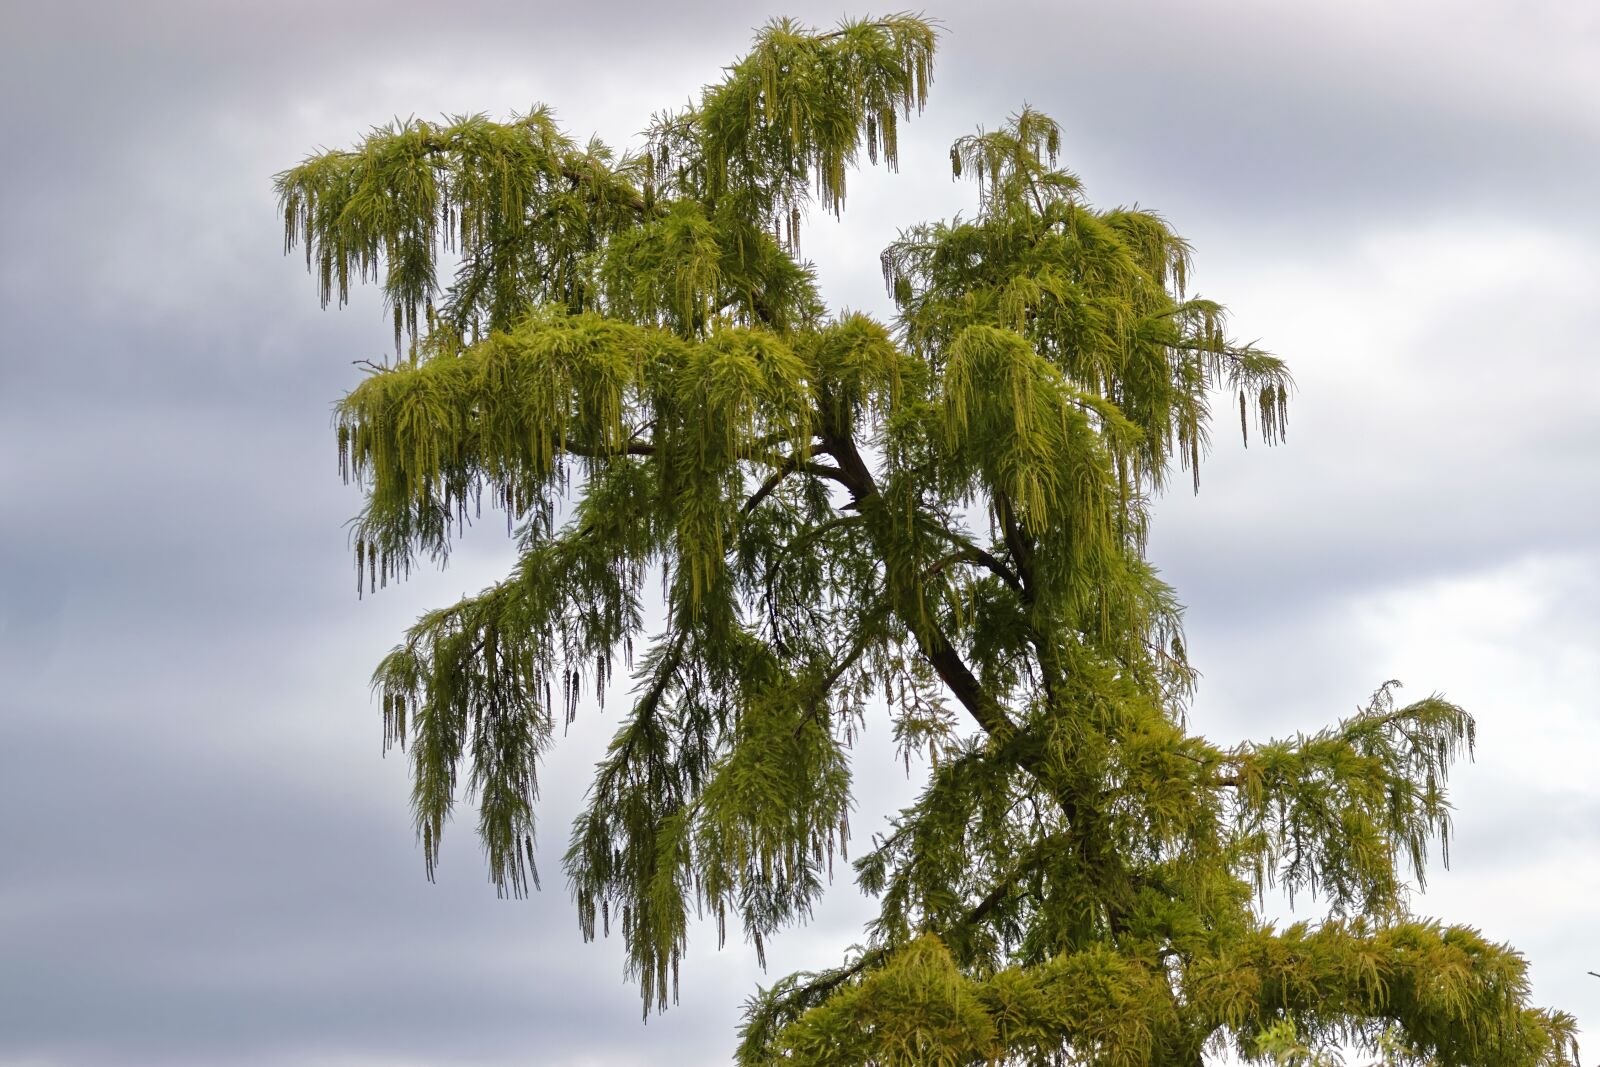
[277,16,1577,1066]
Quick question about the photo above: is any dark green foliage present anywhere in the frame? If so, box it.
[278,15,1577,1065]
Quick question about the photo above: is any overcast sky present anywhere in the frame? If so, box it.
[2,1,1597,1064]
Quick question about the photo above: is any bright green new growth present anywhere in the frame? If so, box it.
[278,16,1577,1066]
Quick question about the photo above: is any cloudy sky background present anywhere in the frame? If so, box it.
[2,1,1597,1063]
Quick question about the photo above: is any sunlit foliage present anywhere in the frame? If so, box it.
[278,15,1576,1066]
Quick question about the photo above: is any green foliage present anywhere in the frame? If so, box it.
[279,15,1577,1066]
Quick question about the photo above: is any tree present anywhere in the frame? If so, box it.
[276,16,1578,1066]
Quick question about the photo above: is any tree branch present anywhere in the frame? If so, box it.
[925,536,1024,597]
[818,420,1019,745]
[742,468,791,517]
[560,438,656,459]
[993,490,1036,603]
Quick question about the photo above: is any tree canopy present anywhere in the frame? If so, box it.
[277,15,1578,1066]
